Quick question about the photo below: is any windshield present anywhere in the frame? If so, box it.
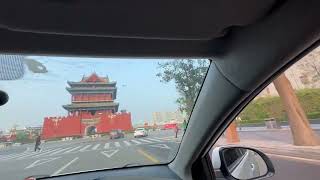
[0,56,210,179]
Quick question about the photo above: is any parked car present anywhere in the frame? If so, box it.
[134,128,148,138]
[109,130,125,139]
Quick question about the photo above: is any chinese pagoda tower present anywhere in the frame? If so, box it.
[63,73,119,115]
[42,73,132,139]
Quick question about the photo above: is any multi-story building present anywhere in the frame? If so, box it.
[258,46,320,97]
[42,73,133,139]
[152,111,184,125]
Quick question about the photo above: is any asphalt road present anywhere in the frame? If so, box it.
[1,129,319,180]
[0,130,181,180]
[268,154,320,180]
[238,129,320,144]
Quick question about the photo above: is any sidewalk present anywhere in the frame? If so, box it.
[216,137,320,161]
[237,124,320,131]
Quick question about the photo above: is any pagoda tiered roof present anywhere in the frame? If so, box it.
[63,102,119,112]
[63,73,120,113]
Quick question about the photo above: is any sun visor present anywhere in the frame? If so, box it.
[0,0,275,40]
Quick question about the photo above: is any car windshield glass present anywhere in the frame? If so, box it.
[0,56,210,179]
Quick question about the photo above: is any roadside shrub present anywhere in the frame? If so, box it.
[239,88,320,121]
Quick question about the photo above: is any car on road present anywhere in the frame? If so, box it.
[134,128,148,138]
[109,130,125,139]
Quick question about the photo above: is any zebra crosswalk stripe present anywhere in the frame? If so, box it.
[123,141,131,146]
[0,151,38,160]
[114,142,121,147]
[0,152,28,160]
[64,146,82,153]
[104,143,110,149]
[21,148,62,159]
[138,139,152,143]
[49,147,74,156]
[131,139,142,144]
[79,145,91,152]
[92,144,100,150]
[145,138,163,142]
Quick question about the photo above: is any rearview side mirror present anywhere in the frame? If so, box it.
[211,147,275,180]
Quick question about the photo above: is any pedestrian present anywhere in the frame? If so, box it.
[174,125,179,138]
[34,135,41,152]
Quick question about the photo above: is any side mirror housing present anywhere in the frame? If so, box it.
[211,146,275,180]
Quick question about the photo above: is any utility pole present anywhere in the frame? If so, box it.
[273,73,320,145]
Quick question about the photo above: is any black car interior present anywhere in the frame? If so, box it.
[1,0,319,179]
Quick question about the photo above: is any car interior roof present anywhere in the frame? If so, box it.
[0,0,276,57]
[2,0,320,180]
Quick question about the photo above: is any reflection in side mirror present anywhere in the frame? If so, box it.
[211,147,274,180]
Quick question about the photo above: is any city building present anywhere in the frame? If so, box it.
[152,111,184,125]
[42,73,133,139]
[258,46,320,97]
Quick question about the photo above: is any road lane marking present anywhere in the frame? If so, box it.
[19,149,61,159]
[131,140,142,144]
[145,138,163,142]
[149,144,171,149]
[23,147,31,153]
[49,147,74,156]
[137,149,160,163]
[0,148,52,160]
[267,153,320,165]
[138,139,152,143]
[51,157,79,176]
[101,149,119,158]
[25,157,61,169]
[104,143,110,149]
[63,146,82,153]
[0,151,35,160]
[79,145,92,152]
[123,141,131,146]
[92,144,101,150]
[152,137,168,140]
[114,142,121,147]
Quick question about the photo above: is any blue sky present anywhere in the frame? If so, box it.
[0,57,181,130]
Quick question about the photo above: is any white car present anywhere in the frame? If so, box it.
[134,128,148,138]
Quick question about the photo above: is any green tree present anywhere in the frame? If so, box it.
[15,131,30,143]
[157,60,209,116]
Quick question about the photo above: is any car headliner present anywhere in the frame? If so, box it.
[0,0,320,180]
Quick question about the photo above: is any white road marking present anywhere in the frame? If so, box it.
[79,145,92,152]
[131,139,142,144]
[49,147,74,156]
[0,152,31,160]
[19,149,60,159]
[123,141,131,146]
[23,147,31,153]
[152,137,174,141]
[63,146,82,153]
[101,149,119,158]
[0,151,34,160]
[51,157,79,176]
[92,144,101,150]
[145,138,163,142]
[149,144,171,149]
[152,137,166,140]
[267,153,320,165]
[114,142,121,147]
[104,143,110,149]
[138,139,152,143]
[25,157,61,169]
